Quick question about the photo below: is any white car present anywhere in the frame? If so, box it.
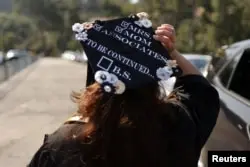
[82,52,88,62]
[61,51,88,63]
[183,54,212,77]
[164,54,212,94]
[61,51,78,61]
[75,51,88,63]
[5,49,29,60]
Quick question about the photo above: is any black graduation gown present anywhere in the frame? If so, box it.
[86,63,95,87]
[27,75,220,167]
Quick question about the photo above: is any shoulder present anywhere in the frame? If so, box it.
[28,121,87,167]
[158,101,193,128]
[175,74,211,87]
[46,123,84,146]
[174,75,220,115]
[174,75,220,147]
[43,115,90,146]
[175,74,219,98]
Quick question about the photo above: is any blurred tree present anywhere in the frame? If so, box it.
[101,0,128,16]
[13,0,82,55]
[0,13,39,52]
[174,0,250,54]
[136,0,176,25]
[6,0,250,55]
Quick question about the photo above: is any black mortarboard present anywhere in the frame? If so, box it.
[73,13,182,94]
[86,62,95,86]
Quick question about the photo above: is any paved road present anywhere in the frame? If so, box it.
[199,110,250,166]
[0,58,86,167]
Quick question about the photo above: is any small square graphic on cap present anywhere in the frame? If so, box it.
[121,21,130,29]
[115,26,125,33]
[97,56,113,71]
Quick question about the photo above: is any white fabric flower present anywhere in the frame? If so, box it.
[134,20,143,27]
[104,85,112,93]
[94,71,111,84]
[163,66,173,76]
[94,71,126,94]
[83,22,93,30]
[72,23,84,33]
[156,66,173,81]
[166,60,178,68]
[134,18,152,28]
[109,73,119,85]
[136,12,149,19]
[115,80,126,94]
[75,32,88,41]
[140,18,152,28]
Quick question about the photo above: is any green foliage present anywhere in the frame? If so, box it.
[8,0,82,55]
[0,13,39,52]
[0,0,249,56]
[125,0,250,54]
[102,0,124,16]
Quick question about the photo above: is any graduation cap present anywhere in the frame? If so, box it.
[72,12,182,95]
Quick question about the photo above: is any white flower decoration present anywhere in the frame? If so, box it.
[115,80,126,94]
[134,20,143,27]
[136,12,149,19]
[75,32,88,41]
[72,23,84,33]
[94,71,126,94]
[140,18,152,28]
[104,85,112,93]
[94,71,111,84]
[83,22,93,30]
[156,66,173,81]
[166,60,178,68]
[109,73,119,85]
[134,18,152,28]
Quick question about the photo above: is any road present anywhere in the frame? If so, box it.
[0,58,86,167]
[199,109,250,166]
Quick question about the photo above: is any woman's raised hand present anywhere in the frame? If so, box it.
[153,24,176,54]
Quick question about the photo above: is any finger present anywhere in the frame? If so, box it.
[161,40,173,51]
[157,26,175,33]
[154,35,174,51]
[155,30,176,42]
[158,24,175,31]
[162,41,174,52]
[153,35,172,46]
[160,24,174,30]
[161,42,169,49]
[157,28,175,37]
[155,29,171,36]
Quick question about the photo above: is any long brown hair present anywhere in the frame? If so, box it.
[71,81,182,166]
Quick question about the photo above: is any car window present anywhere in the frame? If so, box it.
[212,46,241,74]
[188,59,208,71]
[229,49,250,101]
[218,53,241,88]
